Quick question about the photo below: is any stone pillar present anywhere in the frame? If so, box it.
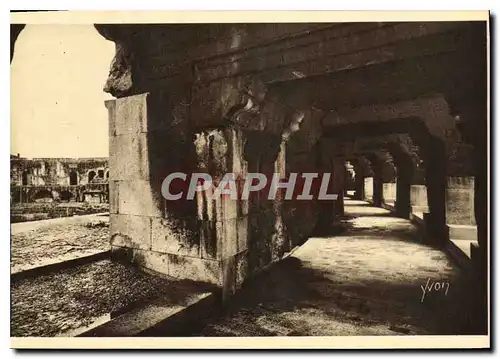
[314,142,336,235]
[107,91,226,285]
[243,131,286,288]
[423,136,448,246]
[352,158,370,200]
[395,161,413,219]
[453,101,487,276]
[332,158,345,217]
[354,173,365,200]
[372,166,384,207]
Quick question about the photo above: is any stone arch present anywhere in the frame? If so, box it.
[22,171,29,186]
[59,190,73,202]
[69,171,78,185]
[34,189,53,202]
[88,170,97,183]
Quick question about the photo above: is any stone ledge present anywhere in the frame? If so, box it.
[445,240,472,271]
[78,282,220,337]
[11,250,111,282]
[111,247,222,285]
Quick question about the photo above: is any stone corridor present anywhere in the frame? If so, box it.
[197,199,484,336]
[10,20,488,341]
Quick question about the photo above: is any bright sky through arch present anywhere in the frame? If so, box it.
[11,24,115,158]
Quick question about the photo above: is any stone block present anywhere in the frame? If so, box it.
[220,218,238,259]
[109,180,119,214]
[133,249,169,276]
[446,189,475,225]
[200,220,221,260]
[364,177,374,200]
[117,180,163,218]
[383,182,397,203]
[151,216,201,258]
[221,255,237,298]
[110,93,148,136]
[411,185,428,206]
[109,133,150,181]
[195,188,246,223]
[446,177,475,225]
[448,224,478,241]
[167,254,221,285]
[110,214,152,250]
[235,250,249,289]
[237,216,249,253]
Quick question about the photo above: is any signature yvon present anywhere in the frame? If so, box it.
[420,278,450,302]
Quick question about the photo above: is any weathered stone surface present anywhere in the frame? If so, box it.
[109,93,149,136]
[383,182,397,203]
[134,249,169,276]
[150,217,200,258]
[364,177,374,200]
[116,180,163,217]
[109,180,119,214]
[95,21,487,296]
[109,133,149,181]
[110,214,152,250]
[411,185,428,210]
[199,220,222,260]
[236,216,249,254]
[168,254,221,285]
[446,177,475,225]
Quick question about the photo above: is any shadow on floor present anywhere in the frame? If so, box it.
[196,255,486,336]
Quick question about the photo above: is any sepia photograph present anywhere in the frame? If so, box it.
[9,10,490,349]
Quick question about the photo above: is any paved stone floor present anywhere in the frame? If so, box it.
[198,199,486,336]
[11,214,109,273]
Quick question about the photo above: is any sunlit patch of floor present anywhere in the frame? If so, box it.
[346,216,414,231]
[344,201,392,217]
[198,200,481,337]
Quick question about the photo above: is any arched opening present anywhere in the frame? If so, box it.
[59,190,73,202]
[69,171,78,185]
[22,171,28,185]
[88,170,96,183]
[34,189,53,203]
[98,169,104,178]
[105,170,109,179]
[11,24,113,161]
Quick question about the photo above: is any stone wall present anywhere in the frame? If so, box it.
[383,182,397,204]
[107,91,330,296]
[411,185,428,214]
[446,176,475,225]
[10,155,109,204]
[364,177,374,201]
[94,21,487,295]
[10,156,109,186]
